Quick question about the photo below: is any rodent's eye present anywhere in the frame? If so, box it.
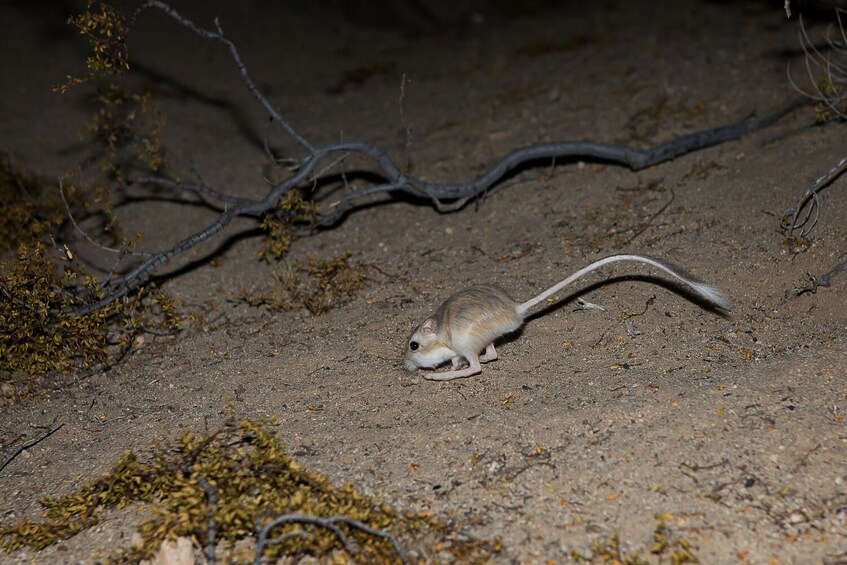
[409,341,419,351]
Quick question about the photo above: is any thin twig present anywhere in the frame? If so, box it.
[128,176,255,208]
[0,421,64,474]
[623,187,676,245]
[789,11,847,118]
[792,253,847,295]
[59,179,147,257]
[50,341,134,391]
[133,1,314,153]
[400,72,413,173]
[783,151,847,238]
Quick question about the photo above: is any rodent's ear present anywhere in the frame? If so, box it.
[421,318,436,334]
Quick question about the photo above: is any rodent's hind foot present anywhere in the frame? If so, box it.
[423,367,479,380]
[423,355,483,381]
[479,343,498,363]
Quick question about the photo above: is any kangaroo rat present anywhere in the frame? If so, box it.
[404,254,730,381]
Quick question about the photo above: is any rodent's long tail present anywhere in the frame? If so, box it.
[517,254,731,316]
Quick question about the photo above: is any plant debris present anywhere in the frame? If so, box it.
[239,253,372,316]
[0,417,500,564]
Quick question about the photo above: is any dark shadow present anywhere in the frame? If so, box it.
[126,60,269,152]
[150,226,268,285]
[8,0,79,45]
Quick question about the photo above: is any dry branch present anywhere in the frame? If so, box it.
[793,252,847,295]
[784,8,847,240]
[0,421,63,475]
[68,1,806,315]
[196,475,218,565]
[195,472,407,565]
[782,151,847,238]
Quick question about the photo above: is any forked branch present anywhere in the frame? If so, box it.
[783,8,847,239]
[69,1,806,315]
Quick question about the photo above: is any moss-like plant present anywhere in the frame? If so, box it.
[259,190,320,261]
[570,532,650,565]
[239,252,371,316]
[83,83,168,186]
[0,150,184,392]
[0,239,181,390]
[0,155,67,252]
[0,152,184,391]
[569,518,698,564]
[649,518,697,564]
[0,417,500,563]
[55,0,130,93]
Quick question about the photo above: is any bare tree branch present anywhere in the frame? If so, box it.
[131,0,314,153]
[197,475,218,565]
[782,151,847,238]
[784,8,847,239]
[793,252,847,294]
[67,1,807,315]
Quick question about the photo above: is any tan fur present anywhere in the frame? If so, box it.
[431,285,522,357]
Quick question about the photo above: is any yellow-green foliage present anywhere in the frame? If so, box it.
[56,0,130,93]
[570,518,698,564]
[0,241,181,388]
[0,242,115,382]
[0,154,181,388]
[0,19,174,390]
[0,152,121,255]
[84,84,168,184]
[241,252,370,316]
[570,533,648,565]
[0,154,71,252]
[0,418,499,563]
[259,189,320,261]
[649,518,697,564]
[814,76,836,123]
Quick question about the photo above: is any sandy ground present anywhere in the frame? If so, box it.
[1,0,846,563]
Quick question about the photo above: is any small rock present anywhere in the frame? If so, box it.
[141,537,196,565]
[788,512,806,524]
[508,242,533,259]
[437,550,456,564]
